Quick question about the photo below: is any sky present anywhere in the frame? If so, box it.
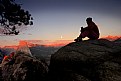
[0,0,121,47]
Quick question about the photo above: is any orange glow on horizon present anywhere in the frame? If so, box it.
[101,35,121,41]
[19,40,28,46]
[27,40,73,47]
[1,35,121,49]
[4,46,18,50]
[42,40,73,47]
[1,40,73,49]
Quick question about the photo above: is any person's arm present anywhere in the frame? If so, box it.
[88,22,96,30]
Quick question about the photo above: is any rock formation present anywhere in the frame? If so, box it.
[0,52,48,81]
[49,39,121,81]
[1,39,121,81]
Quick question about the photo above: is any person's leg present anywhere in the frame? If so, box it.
[87,31,99,40]
[74,37,82,42]
[79,30,89,38]
[74,30,89,42]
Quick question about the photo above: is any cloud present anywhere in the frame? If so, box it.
[19,40,73,47]
[28,33,32,35]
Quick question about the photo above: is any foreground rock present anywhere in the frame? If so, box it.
[49,39,121,81]
[0,67,3,81]
[1,52,48,81]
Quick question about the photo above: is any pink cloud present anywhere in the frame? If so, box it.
[101,35,121,41]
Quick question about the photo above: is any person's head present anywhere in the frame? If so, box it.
[86,17,92,24]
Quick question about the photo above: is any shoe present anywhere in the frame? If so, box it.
[74,38,78,42]
[78,38,82,42]
[74,37,82,42]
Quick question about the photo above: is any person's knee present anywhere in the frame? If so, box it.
[80,31,89,38]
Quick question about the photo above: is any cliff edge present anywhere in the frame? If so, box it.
[49,39,121,81]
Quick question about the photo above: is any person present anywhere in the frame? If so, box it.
[74,17,100,42]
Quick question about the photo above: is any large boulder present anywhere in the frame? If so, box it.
[1,52,48,81]
[49,39,121,81]
[0,67,3,81]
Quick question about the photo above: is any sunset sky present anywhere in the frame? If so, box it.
[0,0,121,47]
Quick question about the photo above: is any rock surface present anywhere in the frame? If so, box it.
[49,39,121,81]
[0,52,48,81]
[1,39,121,81]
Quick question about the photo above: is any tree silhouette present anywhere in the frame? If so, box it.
[0,0,33,35]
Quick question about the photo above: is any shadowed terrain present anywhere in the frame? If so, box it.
[0,39,121,81]
[49,39,121,81]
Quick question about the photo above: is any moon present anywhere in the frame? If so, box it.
[61,35,63,39]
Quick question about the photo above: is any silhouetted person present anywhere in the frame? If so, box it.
[74,17,100,42]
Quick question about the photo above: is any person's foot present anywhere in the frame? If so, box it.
[74,37,82,42]
[74,38,78,42]
[78,38,82,42]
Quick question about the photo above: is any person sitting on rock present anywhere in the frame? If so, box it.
[74,17,100,42]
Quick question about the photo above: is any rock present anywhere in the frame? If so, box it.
[49,39,121,81]
[97,61,121,81]
[0,67,3,81]
[1,52,48,81]
[114,38,121,46]
[0,49,4,63]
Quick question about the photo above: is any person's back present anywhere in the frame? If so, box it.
[91,22,99,35]
[87,21,99,39]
